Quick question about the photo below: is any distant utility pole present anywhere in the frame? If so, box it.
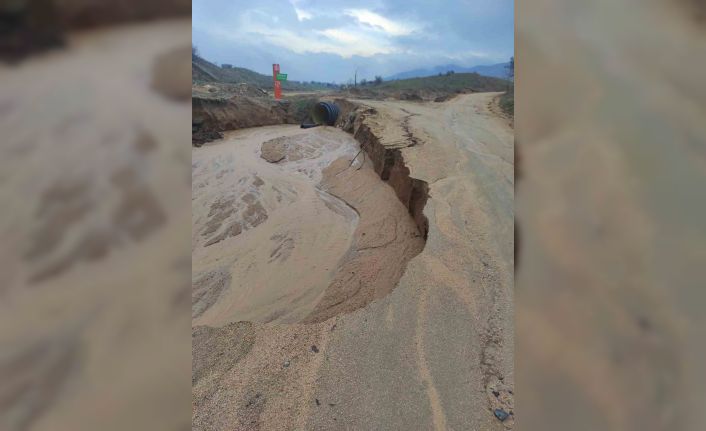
[354,67,358,87]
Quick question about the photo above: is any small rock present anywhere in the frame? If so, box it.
[315,398,321,406]
[311,345,319,353]
[283,360,290,368]
[492,390,500,397]
[494,408,509,422]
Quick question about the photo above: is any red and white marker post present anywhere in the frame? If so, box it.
[272,63,282,100]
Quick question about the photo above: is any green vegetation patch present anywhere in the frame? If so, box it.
[499,88,514,117]
[378,72,509,93]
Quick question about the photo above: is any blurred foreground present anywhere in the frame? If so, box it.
[0,15,191,431]
[1,0,705,429]
[516,0,706,430]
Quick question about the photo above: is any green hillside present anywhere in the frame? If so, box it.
[378,72,510,93]
[192,56,333,91]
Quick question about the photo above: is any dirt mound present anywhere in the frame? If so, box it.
[260,137,288,163]
[192,96,292,146]
[260,134,328,164]
[192,94,319,146]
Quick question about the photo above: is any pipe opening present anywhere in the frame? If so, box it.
[311,102,339,125]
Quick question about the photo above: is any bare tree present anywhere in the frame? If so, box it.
[374,75,383,85]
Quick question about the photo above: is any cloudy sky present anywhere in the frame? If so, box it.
[192,0,513,83]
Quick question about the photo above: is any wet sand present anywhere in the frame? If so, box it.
[192,125,424,326]
[192,126,360,325]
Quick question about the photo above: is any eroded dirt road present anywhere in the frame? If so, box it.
[308,92,515,430]
[192,92,514,430]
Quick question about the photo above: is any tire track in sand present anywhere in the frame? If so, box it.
[414,285,448,431]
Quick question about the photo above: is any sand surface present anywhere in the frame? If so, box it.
[192,126,360,325]
[192,125,426,327]
[193,93,514,430]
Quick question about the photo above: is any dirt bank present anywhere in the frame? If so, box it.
[192,96,291,147]
[350,108,430,239]
[192,85,320,146]
[302,154,425,323]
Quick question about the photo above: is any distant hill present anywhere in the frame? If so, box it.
[376,71,510,93]
[192,56,335,91]
[468,63,512,79]
[385,62,512,81]
[343,71,511,102]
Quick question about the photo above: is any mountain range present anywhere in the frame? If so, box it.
[385,62,511,81]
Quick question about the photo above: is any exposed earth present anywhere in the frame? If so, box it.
[192,92,514,430]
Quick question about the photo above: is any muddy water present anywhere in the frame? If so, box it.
[192,125,360,326]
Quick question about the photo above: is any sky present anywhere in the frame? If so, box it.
[192,0,513,83]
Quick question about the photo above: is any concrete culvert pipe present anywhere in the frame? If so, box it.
[311,102,340,126]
